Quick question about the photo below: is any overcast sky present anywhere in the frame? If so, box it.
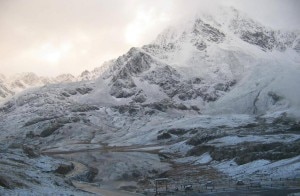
[0,0,299,77]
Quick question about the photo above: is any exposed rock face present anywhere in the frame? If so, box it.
[143,65,181,98]
[240,31,276,51]
[229,9,297,51]
[106,45,237,104]
[192,19,225,43]
[107,48,152,98]
[110,77,137,98]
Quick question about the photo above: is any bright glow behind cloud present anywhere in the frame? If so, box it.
[0,0,299,77]
[35,42,72,63]
[125,8,170,45]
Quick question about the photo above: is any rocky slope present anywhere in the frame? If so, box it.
[87,6,300,117]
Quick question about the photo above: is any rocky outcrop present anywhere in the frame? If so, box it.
[0,175,13,189]
[40,123,64,137]
[192,19,225,43]
[69,166,98,182]
[55,163,75,175]
[108,48,154,98]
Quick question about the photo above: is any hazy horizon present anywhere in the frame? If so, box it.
[1,0,299,77]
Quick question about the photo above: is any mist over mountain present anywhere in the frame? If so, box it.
[0,65,110,102]
[0,6,300,195]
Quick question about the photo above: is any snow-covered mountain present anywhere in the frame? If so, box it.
[2,7,299,114]
[77,61,113,81]
[79,6,299,116]
[0,72,75,101]
[0,62,114,102]
[0,5,299,148]
[0,5,299,150]
[1,6,300,194]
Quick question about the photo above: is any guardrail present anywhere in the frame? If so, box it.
[144,177,300,195]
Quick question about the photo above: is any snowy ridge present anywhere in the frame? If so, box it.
[0,63,111,102]
[77,60,113,81]
[0,72,74,102]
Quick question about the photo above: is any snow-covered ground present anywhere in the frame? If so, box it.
[214,155,300,179]
[174,153,213,165]
[0,149,91,196]
[207,134,300,147]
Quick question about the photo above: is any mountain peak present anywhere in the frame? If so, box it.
[148,6,299,53]
[1,6,300,116]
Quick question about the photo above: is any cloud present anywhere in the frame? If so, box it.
[224,0,300,29]
[0,0,299,76]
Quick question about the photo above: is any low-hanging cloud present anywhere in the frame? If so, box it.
[0,0,299,76]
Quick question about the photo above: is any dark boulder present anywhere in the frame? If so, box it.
[157,133,172,140]
[0,175,11,189]
[55,163,74,175]
[40,123,63,137]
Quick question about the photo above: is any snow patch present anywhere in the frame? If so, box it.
[214,156,300,179]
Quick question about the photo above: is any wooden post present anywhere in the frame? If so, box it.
[166,180,168,192]
[155,180,157,195]
[155,178,169,195]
